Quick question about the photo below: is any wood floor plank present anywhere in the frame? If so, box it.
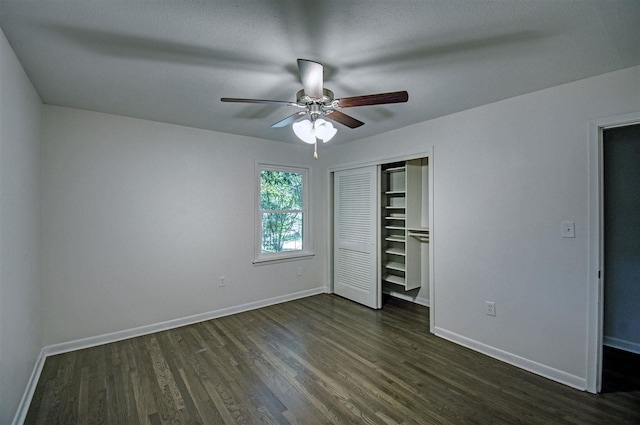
[25,294,640,425]
[86,345,107,425]
[130,337,160,424]
[141,334,189,425]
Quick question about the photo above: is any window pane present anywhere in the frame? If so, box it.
[260,170,303,210]
[261,212,303,253]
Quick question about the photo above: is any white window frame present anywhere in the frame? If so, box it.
[254,162,313,264]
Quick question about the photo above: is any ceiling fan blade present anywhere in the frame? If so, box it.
[271,111,307,128]
[221,97,298,106]
[326,110,365,129]
[336,91,408,108]
[297,59,324,98]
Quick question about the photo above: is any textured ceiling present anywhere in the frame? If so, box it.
[1,0,639,145]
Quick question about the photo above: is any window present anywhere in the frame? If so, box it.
[255,164,311,263]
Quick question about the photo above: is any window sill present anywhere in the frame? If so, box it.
[253,252,315,266]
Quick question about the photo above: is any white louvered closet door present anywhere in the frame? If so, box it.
[334,166,380,309]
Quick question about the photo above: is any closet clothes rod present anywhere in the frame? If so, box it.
[407,227,429,242]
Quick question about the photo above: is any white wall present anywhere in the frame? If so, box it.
[42,106,327,345]
[324,66,640,387]
[0,28,42,424]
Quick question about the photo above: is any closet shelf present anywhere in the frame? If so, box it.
[385,247,406,256]
[383,166,406,173]
[385,190,406,195]
[385,225,405,230]
[385,236,406,243]
[385,216,406,220]
[406,226,429,232]
[384,261,406,272]
[383,274,406,285]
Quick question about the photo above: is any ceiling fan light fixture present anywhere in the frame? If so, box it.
[293,118,338,145]
[292,119,316,144]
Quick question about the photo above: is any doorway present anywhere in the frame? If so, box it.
[601,124,640,392]
[587,113,640,393]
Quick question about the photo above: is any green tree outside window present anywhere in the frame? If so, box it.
[260,170,304,253]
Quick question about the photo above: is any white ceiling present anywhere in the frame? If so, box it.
[1,0,638,145]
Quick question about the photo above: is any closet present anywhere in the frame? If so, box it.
[381,159,429,291]
[333,156,430,309]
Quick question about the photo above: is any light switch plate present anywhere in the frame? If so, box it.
[562,221,575,238]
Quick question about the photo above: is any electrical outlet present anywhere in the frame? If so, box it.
[296,267,303,277]
[219,276,225,287]
[486,301,496,316]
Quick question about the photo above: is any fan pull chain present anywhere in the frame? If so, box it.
[313,140,318,160]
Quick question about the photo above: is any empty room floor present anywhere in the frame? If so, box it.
[25,295,640,424]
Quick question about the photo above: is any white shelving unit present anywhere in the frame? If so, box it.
[381,159,428,291]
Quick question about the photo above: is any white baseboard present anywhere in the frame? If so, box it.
[11,348,47,425]
[383,289,430,307]
[434,327,587,391]
[13,286,328,424]
[604,335,640,355]
[414,296,430,307]
[45,286,328,356]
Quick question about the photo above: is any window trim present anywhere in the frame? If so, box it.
[254,162,313,264]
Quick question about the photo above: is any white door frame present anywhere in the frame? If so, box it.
[587,112,640,393]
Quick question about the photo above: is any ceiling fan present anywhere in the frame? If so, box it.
[221,59,408,158]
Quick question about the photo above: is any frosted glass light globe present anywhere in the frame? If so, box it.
[292,119,316,144]
[314,119,337,143]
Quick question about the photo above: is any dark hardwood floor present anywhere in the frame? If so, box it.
[602,345,640,393]
[25,294,640,424]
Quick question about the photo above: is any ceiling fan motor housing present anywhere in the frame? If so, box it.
[296,88,339,121]
[297,88,335,105]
